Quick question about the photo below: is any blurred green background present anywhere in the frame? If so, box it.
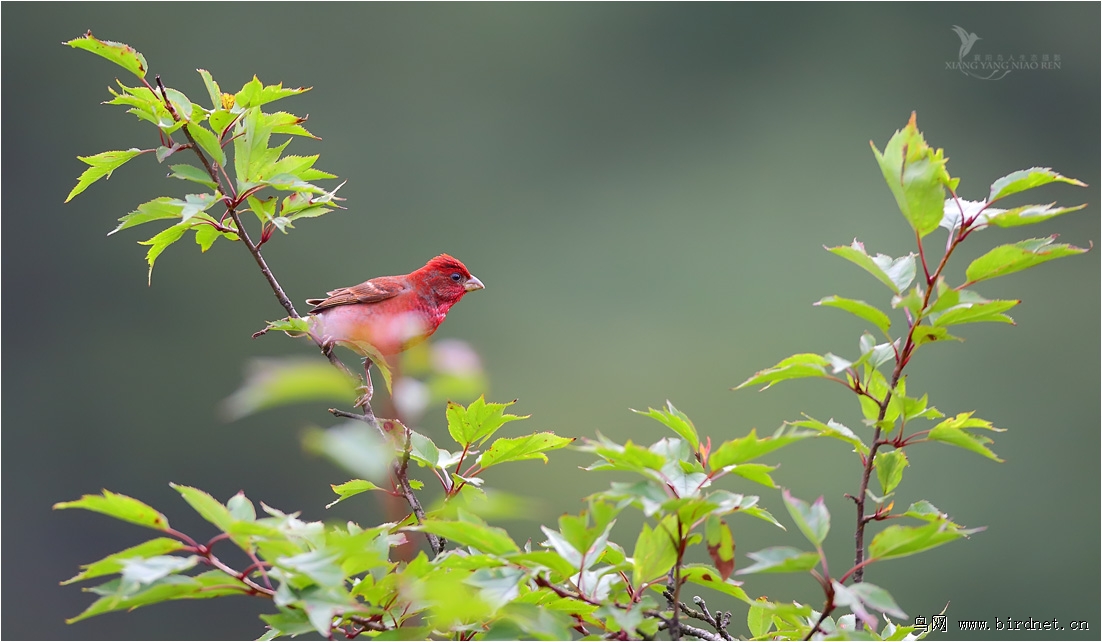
[3,3,1098,640]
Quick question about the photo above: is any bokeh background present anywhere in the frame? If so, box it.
[3,3,1098,640]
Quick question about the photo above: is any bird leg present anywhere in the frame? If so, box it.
[354,357,375,410]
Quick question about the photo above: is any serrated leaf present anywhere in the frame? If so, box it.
[988,167,1087,203]
[65,148,145,202]
[985,203,1088,228]
[965,236,1089,284]
[478,432,574,469]
[54,490,169,531]
[869,520,979,562]
[446,396,528,447]
[138,222,190,284]
[65,31,147,78]
[782,490,829,546]
[870,113,951,238]
[681,564,749,602]
[727,462,779,488]
[736,546,819,574]
[734,353,831,390]
[875,450,908,495]
[911,325,960,347]
[708,427,811,469]
[788,416,868,454]
[632,401,700,450]
[63,538,185,585]
[631,518,679,588]
[815,296,892,335]
[197,68,221,108]
[827,240,916,294]
[120,555,198,585]
[110,197,182,235]
[927,412,1005,461]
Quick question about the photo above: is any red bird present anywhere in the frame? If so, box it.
[306,254,484,361]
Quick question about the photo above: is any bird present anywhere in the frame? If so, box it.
[305,254,484,406]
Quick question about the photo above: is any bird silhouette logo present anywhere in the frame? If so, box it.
[950,26,1010,80]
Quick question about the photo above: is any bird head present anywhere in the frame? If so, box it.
[416,254,485,304]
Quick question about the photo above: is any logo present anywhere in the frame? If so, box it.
[946,26,1062,80]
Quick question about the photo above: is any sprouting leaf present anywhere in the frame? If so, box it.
[65,31,147,78]
[927,412,1005,461]
[870,112,952,238]
[446,396,529,448]
[632,401,700,450]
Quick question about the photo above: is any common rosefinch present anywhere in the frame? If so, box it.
[307,254,484,365]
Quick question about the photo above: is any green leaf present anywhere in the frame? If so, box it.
[275,549,344,589]
[65,148,145,202]
[110,197,184,235]
[197,68,221,108]
[869,520,979,562]
[705,516,736,580]
[414,518,520,556]
[781,489,829,546]
[911,325,960,347]
[747,599,774,638]
[727,462,779,488]
[927,412,1005,461]
[734,353,832,390]
[63,538,185,585]
[120,555,198,586]
[446,396,529,447]
[988,167,1087,203]
[303,422,396,481]
[138,222,190,284]
[681,564,750,602]
[185,122,226,166]
[221,357,358,420]
[815,295,892,336]
[169,164,219,189]
[736,546,819,574]
[965,236,1089,284]
[932,297,1019,327]
[985,203,1088,228]
[54,490,169,531]
[708,427,811,469]
[325,479,382,509]
[846,582,908,620]
[632,401,700,450]
[257,317,310,337]
[478,432,574,469]
[870,112,951,238]
[226,492,255,522]
[827,240,916,294]
[170,483,235,532]
[787,416,868,455]
[875,450,908,495]
[66,571,241,624]
[631,517,679,588]
[65,31,147,78]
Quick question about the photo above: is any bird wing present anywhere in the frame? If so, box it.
[306,276,407,313]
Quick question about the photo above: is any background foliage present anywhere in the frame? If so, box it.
[2,3,1099,640]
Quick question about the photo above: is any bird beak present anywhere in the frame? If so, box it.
[465,275,485,292]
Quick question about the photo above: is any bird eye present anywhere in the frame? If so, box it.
[450,273,462,282]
